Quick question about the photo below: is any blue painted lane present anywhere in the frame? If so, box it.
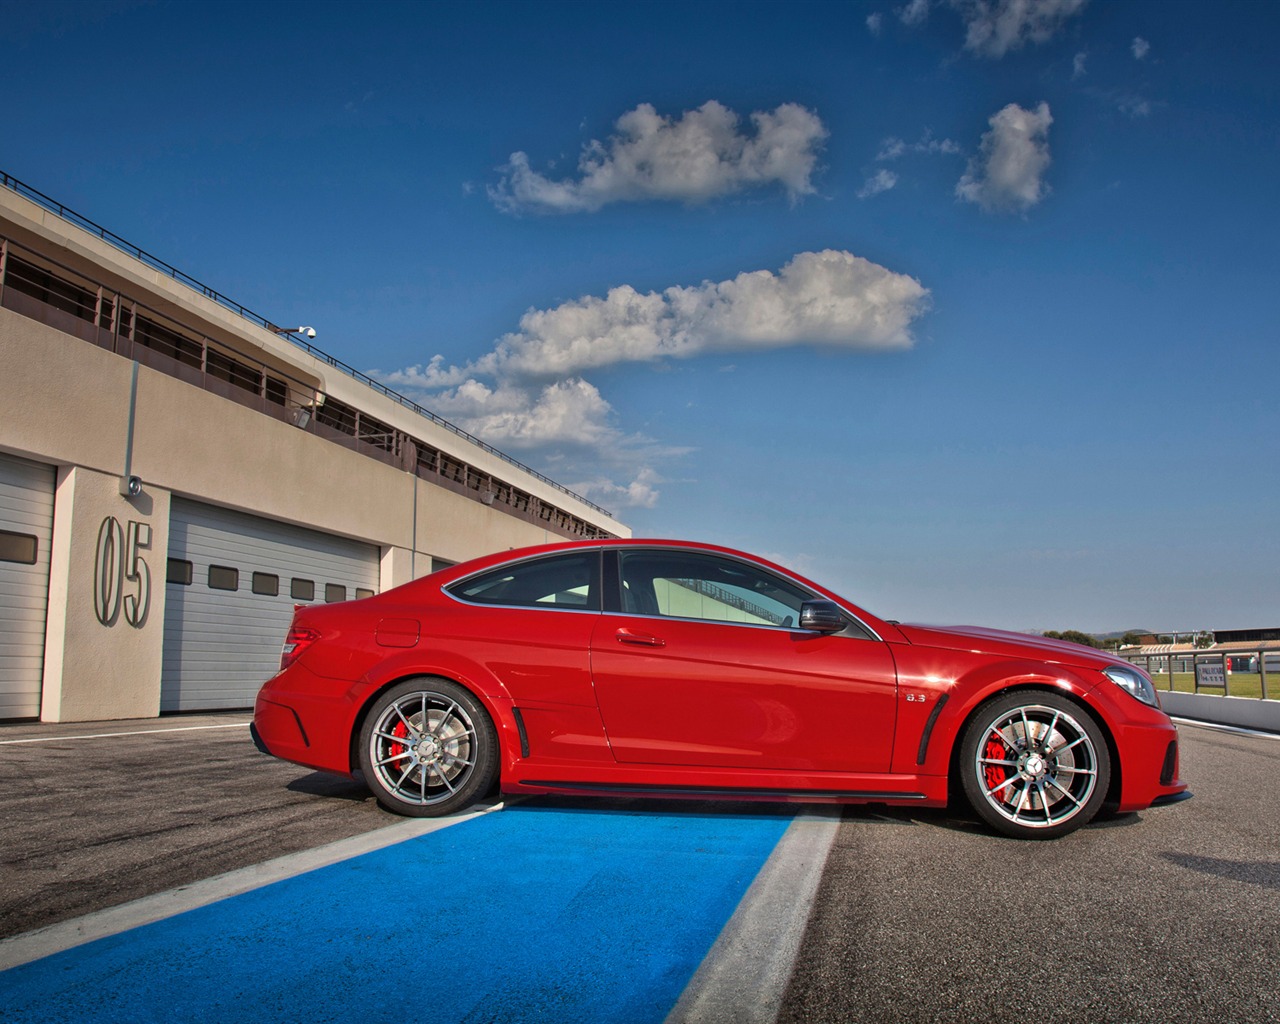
[2,803,792,1024]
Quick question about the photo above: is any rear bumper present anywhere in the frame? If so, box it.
[253,662,359,776]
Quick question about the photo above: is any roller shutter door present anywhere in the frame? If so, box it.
[0,453,56,720]
[162,499,380,711]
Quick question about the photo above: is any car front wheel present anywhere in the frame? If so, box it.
[960,690,1110,839]
[358,678,498,817]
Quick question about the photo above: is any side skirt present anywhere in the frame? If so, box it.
[515,780,929,802]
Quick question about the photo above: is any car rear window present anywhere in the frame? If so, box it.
[448,552,600,610]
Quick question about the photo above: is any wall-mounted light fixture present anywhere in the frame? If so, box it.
[291,407,312,430]
[271,325,317,339]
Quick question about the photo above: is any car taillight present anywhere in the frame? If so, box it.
[280,626,321,670]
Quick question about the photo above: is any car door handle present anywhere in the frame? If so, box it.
[616,628,666,648]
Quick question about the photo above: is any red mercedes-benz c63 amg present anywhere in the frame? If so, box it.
[252,539,1187,839]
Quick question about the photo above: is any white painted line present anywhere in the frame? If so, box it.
[0,801,504,972]
[665,808,842,1024]
[0,723,251,745]
[1172,717,1280,740]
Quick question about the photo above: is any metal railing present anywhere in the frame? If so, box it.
[1124,650,1274,700]
[0,170,612,518]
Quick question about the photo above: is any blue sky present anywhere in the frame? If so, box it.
[5,0,1278,632]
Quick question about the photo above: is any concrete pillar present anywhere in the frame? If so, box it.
[41,465,170,722]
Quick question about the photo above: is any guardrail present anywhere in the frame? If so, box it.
[1124,650,1275,700]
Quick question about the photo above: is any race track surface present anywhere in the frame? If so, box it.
[0,716,1275,1023]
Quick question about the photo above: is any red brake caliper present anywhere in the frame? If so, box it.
[390,720,409,766]
[983,733,1010,798]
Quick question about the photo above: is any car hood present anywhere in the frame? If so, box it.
[895,623,1122,670]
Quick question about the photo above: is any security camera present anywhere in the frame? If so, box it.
[120,475,143,498]
[300,326,317,339]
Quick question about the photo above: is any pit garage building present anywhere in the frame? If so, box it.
[0,174,629,723]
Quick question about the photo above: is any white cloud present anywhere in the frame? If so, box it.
[421,378,620,449]
[858,169,899,198]
[378,251,930,509]
[956,101,1053,213]
[1116,93,1151,118]
[877,137,908,161]
[1072,50,1088,78]
[381,374,678,508]
[1131,36,1150,60]
[952,0,1089,59]
[489,100,828,213]
[567,468,664,510]
[877,131,961,160]
[449,250,930,381]
[899,0,931,26]
[867,11,884,35]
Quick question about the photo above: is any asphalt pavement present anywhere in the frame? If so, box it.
[779,722,1280,1024]
[0,714,1276,1023]
[0,713,390,939]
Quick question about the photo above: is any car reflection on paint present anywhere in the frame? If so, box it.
[252,539,1188,839]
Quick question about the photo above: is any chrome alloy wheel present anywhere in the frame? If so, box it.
[972,702,1101,831]
[367,691,478,806]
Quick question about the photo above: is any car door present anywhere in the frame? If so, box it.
[589,549,898,772]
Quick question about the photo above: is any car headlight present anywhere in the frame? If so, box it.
[1103,665,1159,707]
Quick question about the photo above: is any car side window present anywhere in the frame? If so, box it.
[618,551,812,628]
[448,552,600,610]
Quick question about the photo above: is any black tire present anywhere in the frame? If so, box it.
[357,677,498,817]
[959,689,1110,840]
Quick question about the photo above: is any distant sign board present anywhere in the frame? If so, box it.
[1194,659,1228,691]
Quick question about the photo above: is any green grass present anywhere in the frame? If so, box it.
[1150,672,1276,700]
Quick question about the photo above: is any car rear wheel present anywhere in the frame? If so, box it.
[960,690,1110,839]
[358,678,498,817]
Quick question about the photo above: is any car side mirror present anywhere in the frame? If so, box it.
[799,599,845,634]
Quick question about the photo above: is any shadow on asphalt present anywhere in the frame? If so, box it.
[1161,851,1280,891]
[268,780,1151,841]
[285,771,376,802]
[831,802,1146,837]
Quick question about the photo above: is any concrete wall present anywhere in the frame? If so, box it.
[1160,691,1280,734]
[1,308,573,560]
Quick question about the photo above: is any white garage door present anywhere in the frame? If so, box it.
[162,498,380,711]
[0,453,56,720]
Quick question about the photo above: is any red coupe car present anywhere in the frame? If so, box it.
[252,539,1187,839]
